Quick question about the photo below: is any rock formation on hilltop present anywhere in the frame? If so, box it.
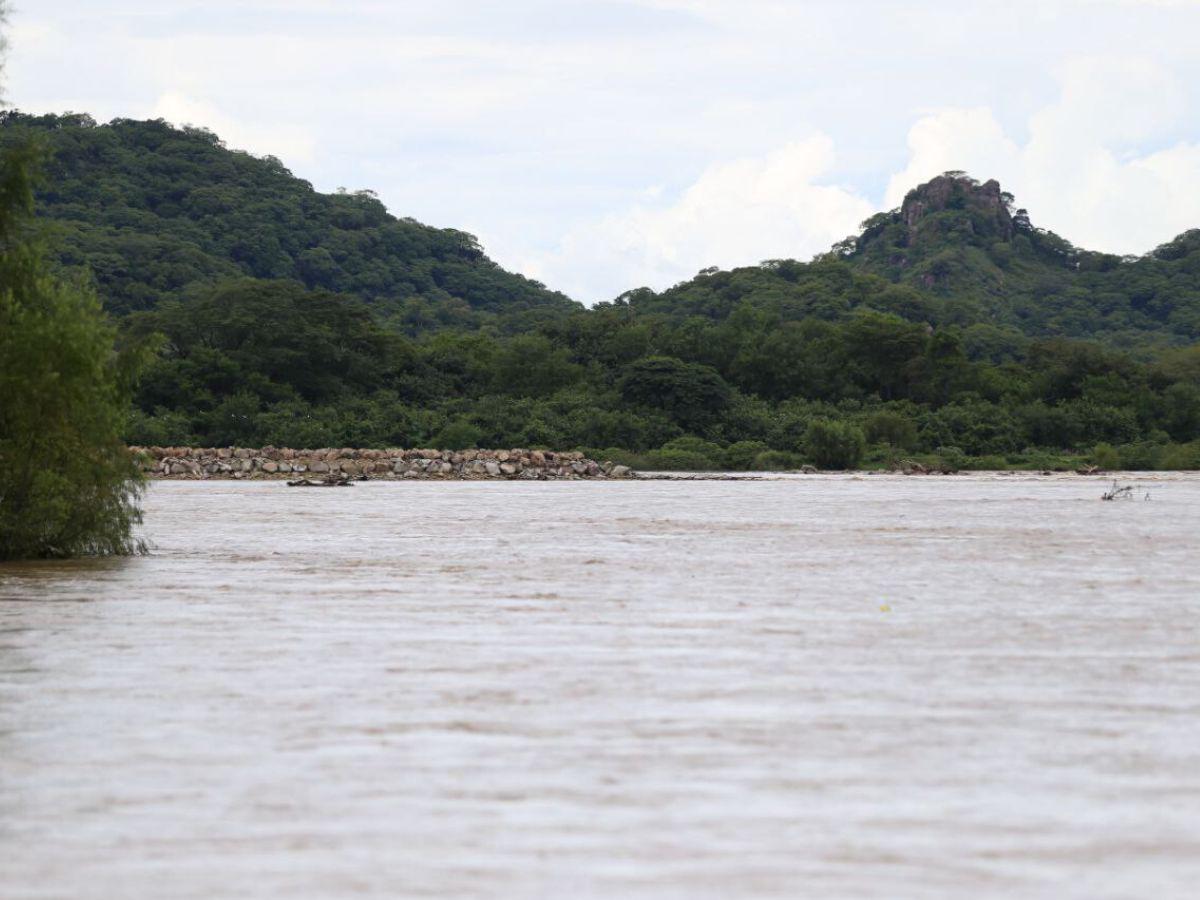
[899,173,1015,242]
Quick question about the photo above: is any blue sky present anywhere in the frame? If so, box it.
[10,1,1200,301]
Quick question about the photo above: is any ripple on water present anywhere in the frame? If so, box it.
[1,474,1199,898]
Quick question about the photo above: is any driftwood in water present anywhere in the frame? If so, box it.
[1101,481,1134,501]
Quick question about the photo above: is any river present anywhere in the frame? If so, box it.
[2,475,1199,898]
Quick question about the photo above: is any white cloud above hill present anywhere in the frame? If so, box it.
[884,57,1200,256]
[8,1,1200,301]
[530,137,873,299]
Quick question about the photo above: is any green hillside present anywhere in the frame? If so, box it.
[10,110,1199,353]
[6,111,1200,469]
[0,111,578,332]
[630,173,1200,355]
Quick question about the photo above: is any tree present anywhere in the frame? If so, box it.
[618,356,733,433]
[0,143,149,558]
[864,409,918,450]
[804,419,866,470]
[842,311,929,400]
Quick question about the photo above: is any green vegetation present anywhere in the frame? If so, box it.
[0,143,148,558]
[115,276,1200,471]
[5,112,1200,473]
[805,419,867,470]
[633,174,1200,352]
[0,111,576,331]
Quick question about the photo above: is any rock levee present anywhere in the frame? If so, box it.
[132,447,630,481]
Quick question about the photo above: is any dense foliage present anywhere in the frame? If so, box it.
[121,278,1200,471]
[630,174,1200,353]
[0,111,577,332]
[0,143,147,558]
[8,113,1200,471]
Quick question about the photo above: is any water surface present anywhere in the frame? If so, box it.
[2,475,1199,898]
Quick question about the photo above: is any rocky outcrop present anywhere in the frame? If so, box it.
[132,447,630,481]
[900,173,1014,241]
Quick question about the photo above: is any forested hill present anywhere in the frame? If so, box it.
[624,174,1200,354]
[10,109,1200,353]
[0,111,578,332]
[7,111,1198,468]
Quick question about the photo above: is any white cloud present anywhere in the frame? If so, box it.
[885,108,1020,208]
[8,3,1200,300]
[537,51,1200,302]
[533,136,873,301]
[883,57,1200,255]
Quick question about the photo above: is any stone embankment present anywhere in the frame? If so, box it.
[132,447,632,481]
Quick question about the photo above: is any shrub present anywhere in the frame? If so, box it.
[864,410,917,450]
[1091,442,1121,470]
[723,440,771,470]
[923,399,1017,455]
[1156,442,1200,471]
[661,435,724,459]
[804,419,866,469]
[125,408,194,447]
[1118,441,1166,471]
[933,445,966,472]
[433,418,484,450]
[641,448,718,471]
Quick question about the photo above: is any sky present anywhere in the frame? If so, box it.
[9,0,1200,303]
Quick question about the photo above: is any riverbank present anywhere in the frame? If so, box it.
[132,447,630,481]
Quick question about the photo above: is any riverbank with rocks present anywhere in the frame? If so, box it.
[133,447,632,481]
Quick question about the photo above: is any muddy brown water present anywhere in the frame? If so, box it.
[2,475,1199,898]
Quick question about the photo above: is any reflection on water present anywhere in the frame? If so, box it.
[2,475,1199,898]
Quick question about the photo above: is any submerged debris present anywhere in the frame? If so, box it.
[1101,481,1134,501]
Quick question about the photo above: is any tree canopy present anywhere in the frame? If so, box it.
[5,111,1200,473]
[0,142,148,558]
[0,111,578,332]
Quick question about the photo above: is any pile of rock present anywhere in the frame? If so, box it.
[891,459,957,475]
[131,447,633,481]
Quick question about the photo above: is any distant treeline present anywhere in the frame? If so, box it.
[122,279,1200,470]
[6,112,1200,469]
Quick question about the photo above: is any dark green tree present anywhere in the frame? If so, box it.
[805,419,867,469]
[618,356,733,433]
[0,144,148,558]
